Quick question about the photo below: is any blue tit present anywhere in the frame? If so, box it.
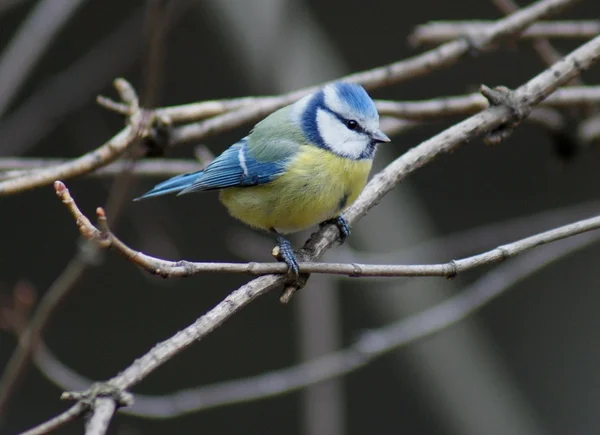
[137,82,390,275]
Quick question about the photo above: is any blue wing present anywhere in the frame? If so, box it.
[135,139,290,200]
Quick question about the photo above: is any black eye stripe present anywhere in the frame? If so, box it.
[323,107,366,134]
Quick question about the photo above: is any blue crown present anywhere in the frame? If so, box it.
[332,82,378,119]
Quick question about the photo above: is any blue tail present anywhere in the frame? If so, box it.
[134,172,202,201]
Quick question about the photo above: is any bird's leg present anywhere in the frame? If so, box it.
[270,229,300,278]
[320,215,351,243]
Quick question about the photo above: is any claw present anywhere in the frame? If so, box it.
[321,215,351,243]
[271,230,299,278]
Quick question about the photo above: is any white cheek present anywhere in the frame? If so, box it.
[316,109,369,159]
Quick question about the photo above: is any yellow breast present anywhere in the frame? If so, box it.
[219,146,372,233]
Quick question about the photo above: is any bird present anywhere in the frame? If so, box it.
[136,81,390,276]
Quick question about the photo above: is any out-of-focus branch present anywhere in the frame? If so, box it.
[0,258,92,416]
[168,0,581,146]
[377,86,600,119]
[0,0,89,118]
[0,79,155,196]
[410,20,600,46]
[0,158,206,180]
[578,113,600,144]
[114,85,600,125]
[0,9,142,157]
[55,179,600,278]
[492,0,567,67]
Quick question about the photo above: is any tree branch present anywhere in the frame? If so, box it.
[4,83,600,185]
[0,158,206,180]
[0,0,581,198]
[83,399,115,435]
[410,20,600,46]
[104,85,600,125]
[168,0,581,145]
[54,179,600,278]
[0,79,153,196]
[22,226,600,419]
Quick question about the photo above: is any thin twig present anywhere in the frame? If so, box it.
[410,20,600,46]
[492,0,566,67]
[0,158,206,180]
[132,85,600,125]
[0,79,151,196]
[54,179,600,278]
[377,86,600,119]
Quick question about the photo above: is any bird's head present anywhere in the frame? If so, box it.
[295,82,390,159]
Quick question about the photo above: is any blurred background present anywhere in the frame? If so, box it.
[1,0,600,434]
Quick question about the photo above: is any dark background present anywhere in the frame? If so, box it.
[1,0,600,434]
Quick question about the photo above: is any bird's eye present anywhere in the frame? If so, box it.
[346,120,358,130]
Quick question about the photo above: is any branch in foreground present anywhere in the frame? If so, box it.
[54,180,600,278]
[23,229,599,419]
[410,20,600,46]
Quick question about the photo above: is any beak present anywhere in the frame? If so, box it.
[370,129,391,143]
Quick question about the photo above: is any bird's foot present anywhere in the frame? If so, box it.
[271,232,300,279]
[321,215,351,244]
